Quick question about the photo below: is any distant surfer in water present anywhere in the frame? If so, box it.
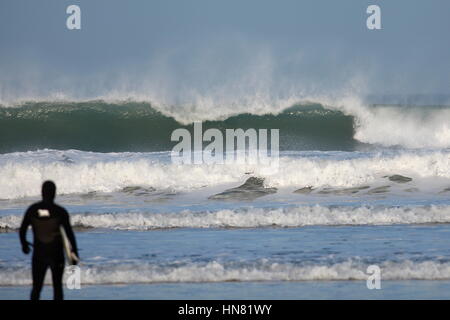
[19,181,79,300]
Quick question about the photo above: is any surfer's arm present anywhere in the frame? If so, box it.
[19,208,32,253]
[61,209,79,257]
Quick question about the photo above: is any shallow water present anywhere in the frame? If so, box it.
[4,280,450,300]
[1,143,450,299]
[2,224,450,294]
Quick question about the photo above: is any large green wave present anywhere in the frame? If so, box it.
[0,101,359,153]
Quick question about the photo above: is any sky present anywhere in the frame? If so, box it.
[0,0,449,105]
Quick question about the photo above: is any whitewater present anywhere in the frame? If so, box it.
[1,98,450,299]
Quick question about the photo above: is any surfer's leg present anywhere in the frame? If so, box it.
[50,260,65,300]
[30,258,48,300]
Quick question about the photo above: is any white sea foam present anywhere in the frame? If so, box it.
[2,205,450,230]
[0,149,449,199]
[336,98,450,149]
[2,259,450,286]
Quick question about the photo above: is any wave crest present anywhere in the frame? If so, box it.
[1,99,450,151]
[2,259,450,286]
[3,205,450,230]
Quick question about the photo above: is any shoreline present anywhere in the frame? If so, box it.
[3,280,450,300]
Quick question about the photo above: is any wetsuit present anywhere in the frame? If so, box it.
[19,183,78,300]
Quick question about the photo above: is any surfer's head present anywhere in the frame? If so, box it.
[42,180,56,203]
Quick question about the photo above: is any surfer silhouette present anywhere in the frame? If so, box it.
[19,181,79,300]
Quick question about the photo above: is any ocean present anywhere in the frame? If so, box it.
[1,99,450,299]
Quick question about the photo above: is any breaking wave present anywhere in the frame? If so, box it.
[3,259,450,286]
[2,205,450,230]
[0,99,450,153]
[0,149,449,199]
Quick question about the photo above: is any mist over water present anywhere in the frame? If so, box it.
[1,1,448,154]
[1,1,449,119]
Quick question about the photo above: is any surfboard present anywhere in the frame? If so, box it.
[59,226,79,265]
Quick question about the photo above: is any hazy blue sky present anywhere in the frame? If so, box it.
[0,0,449,104]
